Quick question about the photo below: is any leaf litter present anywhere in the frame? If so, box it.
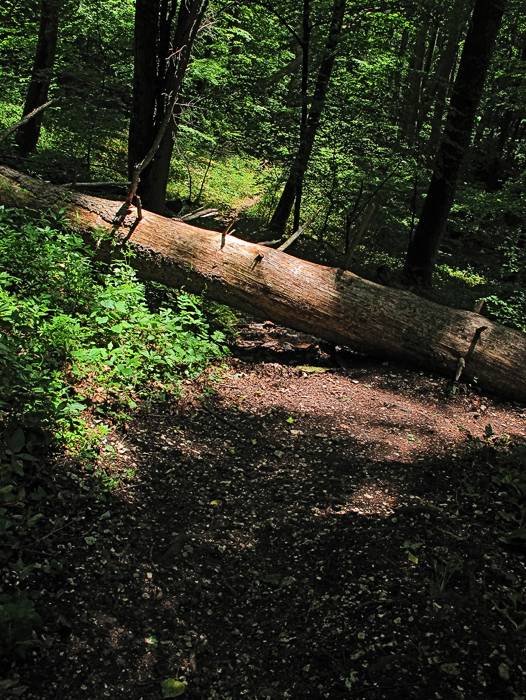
[2,322,526,699]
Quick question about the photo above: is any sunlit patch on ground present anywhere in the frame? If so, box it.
[313,481,398,518]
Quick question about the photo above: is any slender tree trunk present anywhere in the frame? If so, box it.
[393,26,409,131]
[15,0,60,154]
[401,14,428,144]
[415,16,440,134]
[292,0,311,232]
[404,0,507,287]
[128,0,160,181]
[496,43,526,162]
[269,0,346,235]
[428,0,471,152]
[285,31,304,106]
[128,0,208,213]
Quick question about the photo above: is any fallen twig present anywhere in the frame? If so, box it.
[65,181,131,189]
[181,206,219,221]
[277,224,305,252]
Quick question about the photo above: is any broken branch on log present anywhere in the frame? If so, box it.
[453,324,488,386]
[259,238,283,247]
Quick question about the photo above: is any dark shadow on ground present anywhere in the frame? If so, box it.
[2,384,526,699]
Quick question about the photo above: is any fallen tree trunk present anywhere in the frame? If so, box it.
[1,164,525,403]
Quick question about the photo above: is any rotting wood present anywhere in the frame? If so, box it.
[1,164,525,403]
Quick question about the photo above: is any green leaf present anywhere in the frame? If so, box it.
[27,513,44,527]
[64,402,86,415]
[179,123,217,144]
[111,323,127,333]
[0,484,15,498]
[161,679,187,698]
[484,423,494,438]
[114,301,127,313]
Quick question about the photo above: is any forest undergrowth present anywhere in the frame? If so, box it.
[0,207,234,671]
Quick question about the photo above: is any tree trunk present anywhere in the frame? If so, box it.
[269,0,346,235]
[393,27,409,132]
[401,14,428,144]
[414,16,440,139]
[404,0,507,287]
[128,0,208,212]
[15,0,61,154]
[292,0,311,233]
[428,0,470,153]
[127,0,160,186]
[495,42,526,163]
[2,164,525,404]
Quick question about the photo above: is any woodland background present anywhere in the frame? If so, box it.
[0,0,525,320]
[1,2,526,698]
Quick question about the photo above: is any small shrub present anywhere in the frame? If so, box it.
[437,264,486,288]
[0,207,230,451]
[484,291,526,333]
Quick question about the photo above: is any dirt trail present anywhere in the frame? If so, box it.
[7,323,526,700]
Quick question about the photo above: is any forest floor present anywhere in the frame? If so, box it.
[4,321,526,700]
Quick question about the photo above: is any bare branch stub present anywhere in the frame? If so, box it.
[452,325,489,387]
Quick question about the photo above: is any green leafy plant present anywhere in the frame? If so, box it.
[0,207,230,455]
[161,678,187,698]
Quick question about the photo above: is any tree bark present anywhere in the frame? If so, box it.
[269,0,346,235]
[414,15,440,141]
[128,0,208,212]
[15,0,61,155]
[1,164,525,403]
[404,0,507,287]
[428,0,470,153]
[401,12,428,144]
[127,0,160,187]
[292,0,311,233]
[393,27,409,132]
